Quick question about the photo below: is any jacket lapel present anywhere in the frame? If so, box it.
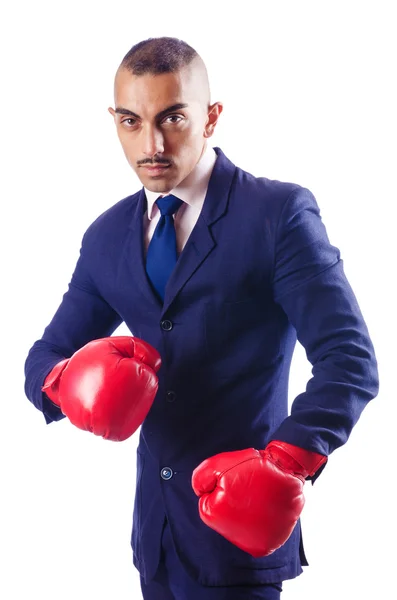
[162,147,237,315]
[126,189,163,309]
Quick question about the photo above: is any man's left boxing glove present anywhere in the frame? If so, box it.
[192,441,327,557]
[42,336,161,441]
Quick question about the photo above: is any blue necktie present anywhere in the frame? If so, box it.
[146,194,183,301]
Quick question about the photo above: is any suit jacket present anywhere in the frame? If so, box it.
[24,147,379,586]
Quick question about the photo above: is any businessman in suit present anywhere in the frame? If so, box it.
[24,37,379,599]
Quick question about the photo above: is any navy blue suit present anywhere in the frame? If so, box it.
[24,147,378,587]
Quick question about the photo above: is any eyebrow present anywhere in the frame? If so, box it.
[114,103,189,122]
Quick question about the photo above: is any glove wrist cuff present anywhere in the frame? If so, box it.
[266,440,327,477]
[41,359,69,406]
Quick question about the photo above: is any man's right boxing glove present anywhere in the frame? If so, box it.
[42,336,161,441]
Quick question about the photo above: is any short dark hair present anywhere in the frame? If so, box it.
[120,37,198,75]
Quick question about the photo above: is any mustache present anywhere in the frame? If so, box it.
[138,158,171,166]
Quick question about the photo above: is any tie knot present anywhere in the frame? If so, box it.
[156,194,183,216]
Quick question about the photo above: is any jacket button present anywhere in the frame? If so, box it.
[160,319,173,331]
[160,467,173,480]
[166,390,176,402]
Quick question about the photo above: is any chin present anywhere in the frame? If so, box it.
[144,174,180,192]
[143,180,173,193]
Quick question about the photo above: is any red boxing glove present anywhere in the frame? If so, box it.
[42,336,161,441]
[192,440,327,557]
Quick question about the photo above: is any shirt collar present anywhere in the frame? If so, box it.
[144,144,218,220]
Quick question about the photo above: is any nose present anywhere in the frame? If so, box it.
[141,124,165,158]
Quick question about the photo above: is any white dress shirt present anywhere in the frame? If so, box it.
[143,145,218,255]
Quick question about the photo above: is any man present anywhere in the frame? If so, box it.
[24,37,379,599]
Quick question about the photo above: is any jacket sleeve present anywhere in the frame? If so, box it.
[270,186,379,461]
[24,229,123,424]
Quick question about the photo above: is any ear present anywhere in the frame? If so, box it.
[204,102,223,138]
[108,107,116,119]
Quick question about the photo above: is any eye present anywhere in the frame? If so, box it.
[162,114,183,125]
[121,118,137,127]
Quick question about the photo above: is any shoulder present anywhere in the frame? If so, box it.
[82,190,141,243]
[233,162,317,217]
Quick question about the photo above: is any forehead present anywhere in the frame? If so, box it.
[114,68,196,114]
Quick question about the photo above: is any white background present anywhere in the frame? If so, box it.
[1,1,396,598]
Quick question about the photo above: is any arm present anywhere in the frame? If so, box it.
[192,185,379,556]
[270,186,379,462]
[24,229,123,424]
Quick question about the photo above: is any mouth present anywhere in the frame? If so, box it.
[141,164,171,176]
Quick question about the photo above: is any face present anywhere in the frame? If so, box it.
[108,64,223,193]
